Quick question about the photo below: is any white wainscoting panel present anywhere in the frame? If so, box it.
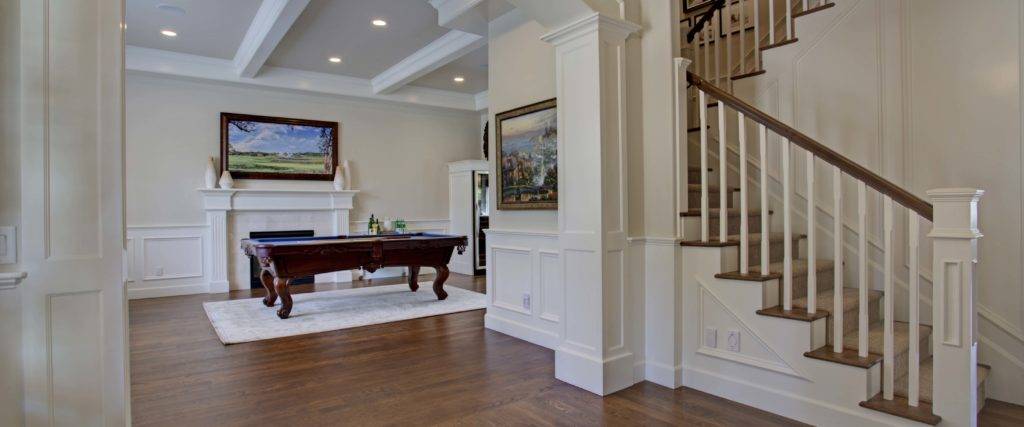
[484,229,561,349]
[127,225,209,299]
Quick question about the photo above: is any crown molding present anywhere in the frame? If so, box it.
[540,12,641,46]
[474,90,489,111]
[126,46,480,111]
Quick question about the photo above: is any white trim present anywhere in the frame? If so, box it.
[483,228,558,238]
[127,283,209,300]
[474,90,488,111]
[371,30,486,94]
[447,159,488,174]
[126,46,480,111]
[0,272,27,290]
[232,0,310,78]
[485,312,560,349]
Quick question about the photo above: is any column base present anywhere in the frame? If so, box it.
[644,361,684,389]
[555,346,637,396]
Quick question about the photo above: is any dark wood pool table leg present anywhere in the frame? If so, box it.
[432,265,449,300]
[274,277,293,319]
[408,266,420,292]
[259,270,277,307]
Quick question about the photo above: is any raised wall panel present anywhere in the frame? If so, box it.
[491,245,532,314]
[49,291,103,426]
[142,237,203,281]
[539,250,561,322]
[48,0,101,259]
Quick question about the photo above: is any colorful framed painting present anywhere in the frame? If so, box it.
[495,98,557,210]
[221,113,338,181]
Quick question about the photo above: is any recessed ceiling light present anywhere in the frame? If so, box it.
[156,4,186,15]
[160,29,178,37]
[453,76,466,83]
[328,57,342,63]
[371,19,388,27]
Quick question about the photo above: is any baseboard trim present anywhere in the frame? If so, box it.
[128,282,208,300]
[645,360,684,389]
[484,312,558,349]
[682,365,899,427]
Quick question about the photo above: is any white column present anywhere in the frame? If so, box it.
[331,192,355,283]
[542,13,640,396]
[927,188,984,427]
[207,209,230,293]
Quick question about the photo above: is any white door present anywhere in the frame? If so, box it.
[20,0,128,425]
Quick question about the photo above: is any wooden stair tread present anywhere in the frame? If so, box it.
[893,357,990,404]
[804,346,882,368]
[761,38,799,51]
[731,69,766,81]
[687,183,740,193]
[681,232,802,247]
[680,208,771,217]
[793,2,836,18]
[792,287,883,314]
[860,393,941,425]
[841,321,932,358]
[756,306,828,321]
[717,258,834,282]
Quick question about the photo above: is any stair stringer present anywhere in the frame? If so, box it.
[680,244,928,426]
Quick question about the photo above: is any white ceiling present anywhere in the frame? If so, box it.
[127,0,261,59]
[126,0,489,101]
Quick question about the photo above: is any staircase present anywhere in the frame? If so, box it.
[674,1,990,425]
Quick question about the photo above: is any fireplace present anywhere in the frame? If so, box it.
[248,230,315,289]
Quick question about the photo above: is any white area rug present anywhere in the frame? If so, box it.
[203,284,486,344]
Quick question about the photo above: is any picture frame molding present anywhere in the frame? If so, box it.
[494,98,558,211]
[220,112,339,181]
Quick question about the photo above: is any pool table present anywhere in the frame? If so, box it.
[242,233,468,319]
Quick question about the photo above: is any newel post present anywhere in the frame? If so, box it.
[927,188,983,427]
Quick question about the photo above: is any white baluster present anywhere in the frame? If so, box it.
[786,0,793,40]
[803,0,808,12]
[754,0,761,71]
[718,101,728,242]
[833,166,843,353]
[714,11,721,86]
[700,90,710,242]
[769,0,776,45]
[739,0,746,75]
[704,24,711,79]
[739,112,749,274]
[858,181,868,358]
[725,0,732,87]
[806,151,816,314]
[783,139,792,310]
[908,213,920,406]
[883,196,894,400]
[759,124,769,275]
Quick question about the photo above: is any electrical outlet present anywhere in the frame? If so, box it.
[726,330,740,352]
[704,328,717,348]
[522,293,531,310]
[155,267,164,277]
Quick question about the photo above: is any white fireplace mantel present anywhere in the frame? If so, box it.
[198,188,359,293]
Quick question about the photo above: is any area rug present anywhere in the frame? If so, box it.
[203,284,486,344]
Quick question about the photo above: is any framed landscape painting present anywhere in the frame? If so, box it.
[495,98,557,210]
[221,113,338,181]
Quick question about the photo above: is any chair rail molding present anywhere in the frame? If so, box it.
[0,272,27,290]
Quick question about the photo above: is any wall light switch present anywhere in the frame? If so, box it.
[522,293,531,310]
[704,328,717,348]
[726,330,741,352]
[0,226,14,265]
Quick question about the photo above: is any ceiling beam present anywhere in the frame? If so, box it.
[370,30,485,95]
[233,0,310,78]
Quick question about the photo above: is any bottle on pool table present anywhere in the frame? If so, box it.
[368,214,377,235]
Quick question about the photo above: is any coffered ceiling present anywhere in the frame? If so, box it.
[126,0,505,109]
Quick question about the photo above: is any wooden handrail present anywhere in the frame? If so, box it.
[687,0,726,43]
[686,71,933,220]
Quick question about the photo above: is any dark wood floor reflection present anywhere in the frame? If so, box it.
[129,272,1020,426]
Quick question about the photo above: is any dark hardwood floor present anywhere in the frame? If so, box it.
[129,273,1022,426]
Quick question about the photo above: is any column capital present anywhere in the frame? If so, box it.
[541,12,640,46]
[927,188,984,239]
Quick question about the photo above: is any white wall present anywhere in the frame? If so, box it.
[0,0,22,424]
[725,0,1024,405]
[483,10,564,347]
[125,73,481,296]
